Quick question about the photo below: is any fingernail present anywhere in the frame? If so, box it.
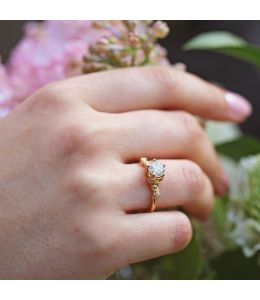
[216,171,229,196]
[225,92,252,120]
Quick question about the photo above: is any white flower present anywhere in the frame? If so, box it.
[206,121,241,145]
[228,154,260,258]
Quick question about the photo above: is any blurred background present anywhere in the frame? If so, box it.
[0,20,259,137]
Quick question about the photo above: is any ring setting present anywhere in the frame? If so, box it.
[140,158,165,212]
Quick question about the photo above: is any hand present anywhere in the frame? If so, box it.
[0,66,251,279]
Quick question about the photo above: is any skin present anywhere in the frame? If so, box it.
[0,66,251,279]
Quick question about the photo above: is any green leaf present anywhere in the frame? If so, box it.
[184,31,260,66]
[213,196,229,234]
[184,31,247,49]
[216,135,260,161]
[212,249,260,279]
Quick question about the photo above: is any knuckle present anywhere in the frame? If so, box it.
[82,121,110,150]
[42,82,69,103]
[177,111,203,142]
[181,161,206,196]
[27,82,70,113]
[52,122,90,156]
[51,117,107,157]
[89,223,120,257]
[75,214,121,260]
[65,170,103,199]
[172,212,192,252]
[65,167,119,205]
[137,110,165,131]
[148,66,179,97]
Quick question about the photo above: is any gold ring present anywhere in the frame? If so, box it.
[140,157,165,212]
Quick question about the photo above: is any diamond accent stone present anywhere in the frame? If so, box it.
[148,160,165,177]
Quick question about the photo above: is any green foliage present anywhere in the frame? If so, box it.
[216,136,260,161]
[184,31,260,66]
[212,249,260,279]
[213,196,229,239]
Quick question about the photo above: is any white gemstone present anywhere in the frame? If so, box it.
[148,160,165,177]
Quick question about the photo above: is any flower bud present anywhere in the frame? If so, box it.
[120,55,132,67]
[123,20,137,31]
[83,20,169,73]
[152,21,170,39]
[92,21,106,29]
[128,32,141,48]
[82,62,111,73]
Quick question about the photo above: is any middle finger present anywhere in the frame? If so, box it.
[112,109,228,196]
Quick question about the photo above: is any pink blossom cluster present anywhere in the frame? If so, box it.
[0,21,104,117]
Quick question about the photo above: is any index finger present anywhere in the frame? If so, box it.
[61,65,252,122]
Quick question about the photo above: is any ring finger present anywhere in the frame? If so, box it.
[120,159,214,220]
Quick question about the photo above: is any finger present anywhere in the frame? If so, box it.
[120,160,214,220]
[63,65,251,122]
[112,110,227,196]
[120,211,192,266]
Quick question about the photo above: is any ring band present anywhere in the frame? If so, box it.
[140,157,165,212]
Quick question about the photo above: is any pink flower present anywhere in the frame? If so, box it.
[0,64,14,117]
[0,21,169,117]
[4,21,105,108]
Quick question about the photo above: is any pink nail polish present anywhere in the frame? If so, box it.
[225,92,252,120]
[216,171,230,196]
